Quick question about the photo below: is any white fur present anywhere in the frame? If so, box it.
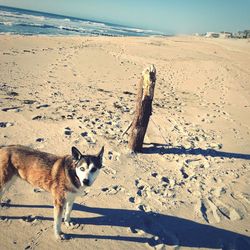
[75,162,88,186]
[63,162,100,229]
[75,162,100,187]
[54,209,63,238]
[64,192,76,226]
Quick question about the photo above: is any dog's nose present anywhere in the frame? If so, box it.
[83,179,89,186]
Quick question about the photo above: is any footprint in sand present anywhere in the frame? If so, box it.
[129,197,135,203]
[232,192,250,205]
[21,215,37,223]
[64,127,73,136]
[36,138,45,143]
[180,168,189,179]
[151,172,158,178]
[196,197,242,223]
[32,115,45,120]
[138,204,147,212]
[0,198,11,209]
[36,104,50,109]
[23,100,37,105]
[7,91,19,97]
[196,199,209,223]
[103,167,117,176]
[135,178,150,197]
[211,198,242,221]
[2,106,22,112]
[101,185,123,195]
[0,122,14,128]
[33,188,44,193]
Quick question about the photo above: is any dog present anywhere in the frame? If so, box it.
[0,145,104,240]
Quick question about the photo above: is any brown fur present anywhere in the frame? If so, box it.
[0,145,81,239]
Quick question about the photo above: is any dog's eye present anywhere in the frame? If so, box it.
[90,167,97,173]
[80,167,85,171]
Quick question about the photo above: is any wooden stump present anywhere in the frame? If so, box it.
[128,65,156,152]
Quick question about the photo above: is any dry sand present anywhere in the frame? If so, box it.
[0,35,250,250]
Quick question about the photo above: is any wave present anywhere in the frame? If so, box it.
[58,25,82,33]
[0,21,13,26]
[0,10,46,21]
[7,22,56,30]
[0,6,164,36]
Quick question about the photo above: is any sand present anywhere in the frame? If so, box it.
[0,35,250,250]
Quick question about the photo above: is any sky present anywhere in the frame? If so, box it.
[0,0,249,34]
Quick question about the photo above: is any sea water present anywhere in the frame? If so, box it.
[0,5,164,37]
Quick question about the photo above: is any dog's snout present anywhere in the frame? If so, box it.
[83,179,89,186]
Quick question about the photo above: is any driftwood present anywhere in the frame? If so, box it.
[128,65,156,152]
[121,121,133,138]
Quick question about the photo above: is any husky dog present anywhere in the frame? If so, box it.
[0,145,104,240]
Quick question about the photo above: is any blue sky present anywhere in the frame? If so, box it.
[0,0,249,34]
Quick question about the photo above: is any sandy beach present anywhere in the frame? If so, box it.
[0,35,250,249]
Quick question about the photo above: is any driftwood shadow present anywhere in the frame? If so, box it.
[1,203,250,249]
[141,143,250,160]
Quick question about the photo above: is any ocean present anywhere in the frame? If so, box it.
[0,5,164,37]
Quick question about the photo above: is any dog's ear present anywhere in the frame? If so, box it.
[72,146,82,161]
[97,146,104,160]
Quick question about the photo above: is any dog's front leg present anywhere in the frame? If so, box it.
[64,199,74,227]
[53,198,66,240]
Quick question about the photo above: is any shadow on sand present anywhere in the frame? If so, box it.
[141,143,250,160]
[1,203,250,249]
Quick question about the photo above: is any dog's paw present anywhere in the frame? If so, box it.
[65,221,80,229]
[55,232,67,241]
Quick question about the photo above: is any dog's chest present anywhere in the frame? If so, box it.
[66,186,87,201]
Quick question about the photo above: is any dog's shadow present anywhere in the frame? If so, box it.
[2,203,250,249]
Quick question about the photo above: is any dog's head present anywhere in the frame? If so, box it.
[71,146,104,187]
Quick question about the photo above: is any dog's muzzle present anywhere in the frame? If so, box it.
[83,179,90,186]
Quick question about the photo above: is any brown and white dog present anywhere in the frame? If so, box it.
[0,145,104,240]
